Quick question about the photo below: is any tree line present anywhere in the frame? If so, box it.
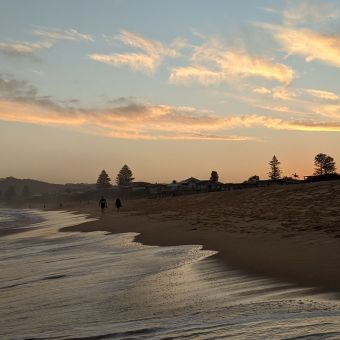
[2,153,337,202]
[96,166,221,192]
[96,165,134,192]
[268,153,337,180]
[98,153,337,192]
[0,184,30,202]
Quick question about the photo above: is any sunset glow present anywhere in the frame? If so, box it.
[1,0,339,183]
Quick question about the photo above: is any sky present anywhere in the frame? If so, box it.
[0,0,340,184]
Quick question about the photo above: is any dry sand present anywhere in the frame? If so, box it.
[57,180,340,293]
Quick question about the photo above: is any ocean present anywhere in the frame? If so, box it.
[1,208,340,339]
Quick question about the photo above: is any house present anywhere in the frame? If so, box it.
[179,177,201,191]
[148,184,167,195]
[130,182,151,191]
[304,174,340,182]
[245,175,260,183]
[196,180,223,192]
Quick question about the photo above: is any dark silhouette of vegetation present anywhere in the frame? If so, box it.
[282,176,293,180]
[22,184,31,198]
[210,171,219,183]
[314,153,336,175]
[268,155,281,180]
[96,170,112,191]
[116,165,134,186]
[5,185,16,201]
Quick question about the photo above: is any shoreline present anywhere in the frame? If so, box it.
[4,180,340,294]
[60,212,340,294]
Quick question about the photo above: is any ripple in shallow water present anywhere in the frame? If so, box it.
[1,209,340,339]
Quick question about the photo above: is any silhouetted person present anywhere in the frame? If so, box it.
[99,196,108,214]
[115,198,122,212]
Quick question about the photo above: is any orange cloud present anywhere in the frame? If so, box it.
[253,86,296,100]
[170,38,294,85]
[230,114,340,132]
[0,99,255,141]
[169,66,224,85]
[1,98,340,141]
[89,30,181,73]
[1,75,339,140]
[217,51,294,84]
[305,89,340,101]
[253,87,271,95]
[313,104,340,119]
[263,24,340,68]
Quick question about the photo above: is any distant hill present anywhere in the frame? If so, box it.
[0,177,95,197]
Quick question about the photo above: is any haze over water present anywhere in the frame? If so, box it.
[1,209,340,339]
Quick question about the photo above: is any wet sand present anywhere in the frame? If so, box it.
[60,180,340,293]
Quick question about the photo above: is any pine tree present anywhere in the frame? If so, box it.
[314,153,336,175]
[116,165,134,186]
[96,170,112,191]
[268,155,281,180]
[210,171,219,183]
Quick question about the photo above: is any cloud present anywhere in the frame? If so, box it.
[31,69,45,77]
[33,27,94,42]
[169,66,224,86]
[0,27,93,58]
[283,1,340,25]
[255,104,305,115]
[89,30,180,73]
[253,87,271,95]
[117,30,177,57]
[92,31,294,83]
[2,96,340,137]
[170,36,294,85]
[262,117,340,132]
[0,27,92,59]
[253,86,296,101]
[0,41,52,56]
[217,50,294,84]
[0,99,255,141]
[305,89,339,101]
[2,75,340,140]
[230,114,340,132]
[0,76,38,97]
[0,75,252,141]
[89,53,158,72]
[313,104,340,119]
[261,23,340,68]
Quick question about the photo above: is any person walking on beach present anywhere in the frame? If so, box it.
[115,198,122,212]
[99,196,108,214]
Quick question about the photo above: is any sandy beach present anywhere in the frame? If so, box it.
[57,180,340,293]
